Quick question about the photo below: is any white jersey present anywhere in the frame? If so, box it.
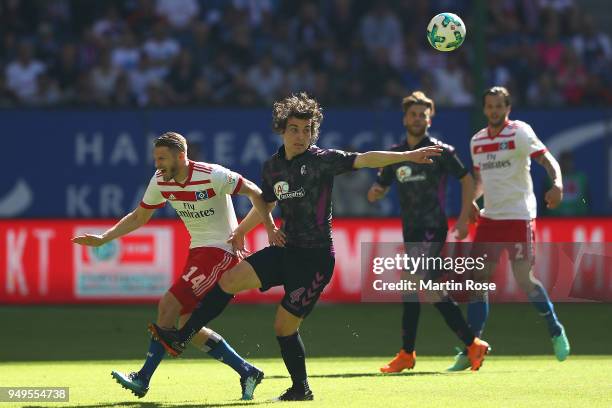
[140,160,242,251]
[470,120,547,220]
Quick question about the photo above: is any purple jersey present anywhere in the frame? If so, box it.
[261,145,358,248]
[377,136,468,230]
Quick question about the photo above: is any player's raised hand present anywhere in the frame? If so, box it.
[267,225,286,247]
[367,184,387,202]
[545,185,563,209]
[227,231,251,260]
[71,234,107,247]
[403,146,443,164]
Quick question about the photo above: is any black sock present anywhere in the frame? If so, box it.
[401,299,420,352]
[434,298,475,346]
[277,332,309,392]
[178,283,233,341]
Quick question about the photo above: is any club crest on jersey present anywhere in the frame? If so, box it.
[300,165,307,175]
[196,190,209,200]
[274,181,305,200]
[396,166,412,181]
[499,142,509,150]
[168,193,176,200]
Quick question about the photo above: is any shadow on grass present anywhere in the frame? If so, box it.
[23,400,272,408]
[264,371,450,380]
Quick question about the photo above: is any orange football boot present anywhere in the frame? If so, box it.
[380,349,416,373]
[466,337,490,371]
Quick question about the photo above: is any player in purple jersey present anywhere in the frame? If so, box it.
[368,91,490,373]
[149,93,442,401]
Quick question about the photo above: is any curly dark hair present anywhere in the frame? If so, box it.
[271,92,323,145]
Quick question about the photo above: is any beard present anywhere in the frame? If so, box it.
[488,116,506,127]
[407,124,427,137]
[161,165,177,181]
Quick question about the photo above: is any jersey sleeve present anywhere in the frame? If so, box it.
[440,145,469,179]
[140,174,166,209]
[261,163,277,203]
[320,149,358,176]
[376,165,394,187]
[520,124,548,158]
[470,138,480,171]
[211,165,244,195]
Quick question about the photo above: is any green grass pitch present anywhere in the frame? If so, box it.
[2,303,611,407]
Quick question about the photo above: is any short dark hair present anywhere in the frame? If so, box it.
[482,86,511,107]
[154,132,187,153]
[272,92,323,144]
[402,91,435,116]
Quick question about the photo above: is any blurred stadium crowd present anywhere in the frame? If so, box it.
[1,0,611,108]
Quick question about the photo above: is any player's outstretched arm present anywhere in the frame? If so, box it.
[234,178,285,246]
[71,206,155,247]
[353,146,442,169]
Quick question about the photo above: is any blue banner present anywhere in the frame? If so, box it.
[2,108,610,218]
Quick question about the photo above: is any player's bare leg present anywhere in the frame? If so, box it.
[219,261,263,293]
[150,261,262,355]
[148,261,265,399]
[511,260,570,361]
[156,291,183,328]
[274,304,303,336]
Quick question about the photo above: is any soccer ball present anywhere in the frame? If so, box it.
[426,13,466,52]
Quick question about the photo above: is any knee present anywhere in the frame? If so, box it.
[517,277,540,294]
[157,292,180,327]
[515,276,537,293]
[513,268,540,293]
[274,318,299,337]
[273,319,286,336]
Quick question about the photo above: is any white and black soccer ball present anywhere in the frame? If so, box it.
[426,13,466,52]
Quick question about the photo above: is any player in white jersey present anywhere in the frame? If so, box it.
[447,87,571,371]
[72,132,281,400]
